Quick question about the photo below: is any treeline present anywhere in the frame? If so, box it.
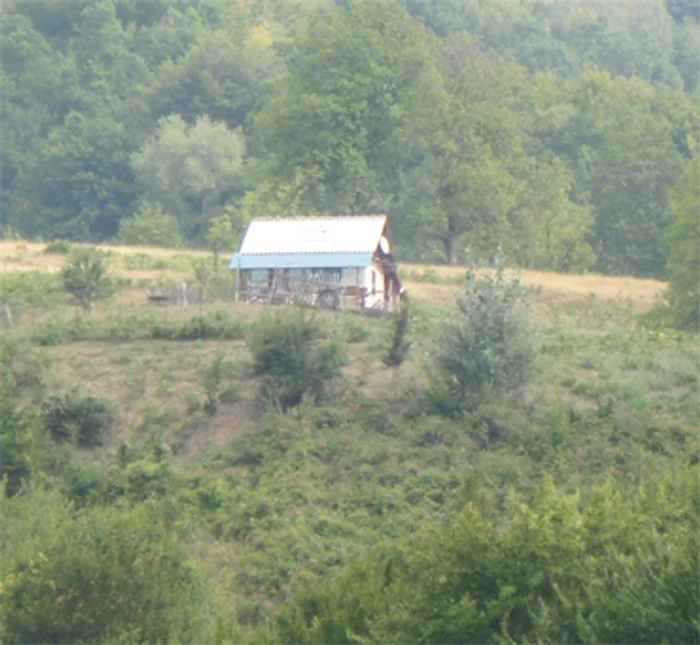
[1,0,699,277]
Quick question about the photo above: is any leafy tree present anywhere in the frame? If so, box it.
[69,0,151,112]
[9,110,139,240]
[400,35,593,268]
[205,213,237,268]
[434,265,539,410]
[252,0,435,213]
[118,202,184,247]
[673,20,700,93]
[1,489,207,644]
[661,156,700,329]
[61,250,114,313]
[149,28,280,130]
[131,5,202,68]
[131,114,245,239]
[576,75,687,276]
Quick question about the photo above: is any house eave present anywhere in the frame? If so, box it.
[229,252,374,270]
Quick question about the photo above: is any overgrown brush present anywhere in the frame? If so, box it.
[42,390,113,447]
[248,311,346,410]
[150,311,246,341]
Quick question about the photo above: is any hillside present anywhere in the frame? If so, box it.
[1,242,697,643]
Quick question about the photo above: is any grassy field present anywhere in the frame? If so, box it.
[2,239,695,636]
[0,239,666,304]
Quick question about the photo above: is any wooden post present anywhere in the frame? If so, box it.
[355,268,360,309]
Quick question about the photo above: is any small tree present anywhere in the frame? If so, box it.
[382,304,412,398]
[661,157,699,330]
[61,250,113,314]
[191,258,212,305]
[434,267,539,410]
[205,213,237,269]
[118,202,184,248]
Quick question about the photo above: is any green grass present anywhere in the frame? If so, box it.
[1,267,696,640]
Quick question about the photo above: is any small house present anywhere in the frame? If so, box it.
[229,215,403,311]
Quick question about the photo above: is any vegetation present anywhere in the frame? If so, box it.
[1,0,697,279]
[661,156,700,330]
[118,202,184,248]
[60,250,114,313]
[277,469,699,644]
[248,311,347,410]
[0,0,697,641]
[434,266,539,410]
[1,489,207,644]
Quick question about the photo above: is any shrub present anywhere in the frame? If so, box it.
[31,317,95,346]
[276,470,698,644]
[1,489,207,644]
[61,250,114,313]
[202,354,240,416]
[434,267,539,410]
[382,304,411,369]
[248,311,346,410]
[122,252,168,270]
[118,202,184,248]
[0,271,63,317]
[43,239,73,254]
[42,390,112,447]
[150,311,246,341]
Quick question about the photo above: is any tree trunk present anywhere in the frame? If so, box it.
[445,236,458,266]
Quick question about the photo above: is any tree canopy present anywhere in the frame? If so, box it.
[1,0,697,278]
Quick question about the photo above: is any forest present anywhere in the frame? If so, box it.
[1,1,699,644]
[2,0,699,276]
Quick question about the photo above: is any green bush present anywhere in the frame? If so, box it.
[0,271,63,315]
[1,489,207,644]
[434,267,539,410]
[122,251,168,270]
[43,240,73,254]
[276,469,699,644]
[150,311,246,341]
[42,390,112,447]
[248,311,347,410]
[61,249,114,313]
[118,202,184,248]
[32,317,94,346]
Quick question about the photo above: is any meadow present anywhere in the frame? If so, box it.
[0,241,696,643]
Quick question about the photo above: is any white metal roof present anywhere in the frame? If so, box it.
[238,215,388,255]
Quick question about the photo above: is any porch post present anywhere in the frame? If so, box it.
[234,264,241,302]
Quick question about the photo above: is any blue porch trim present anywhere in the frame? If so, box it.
[229,252,372,270]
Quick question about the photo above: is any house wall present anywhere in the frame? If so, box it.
[247,265,387,308]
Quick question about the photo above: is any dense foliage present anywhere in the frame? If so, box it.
[1,489,207,644]
[1,0,698,278]
[248,311,347,409]
[0,0,698,641]
[434,267,539,409]
[276,469,699,644]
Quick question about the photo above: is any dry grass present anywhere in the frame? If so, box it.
[405,264,666,308]
[1,241,665,309]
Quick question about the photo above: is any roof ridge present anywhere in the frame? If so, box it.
[250,214,387,222]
